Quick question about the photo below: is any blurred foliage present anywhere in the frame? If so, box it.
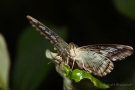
[0,34,10,90]
[114,66,135,90]
[114,0,135,20]
[11,22,67,90]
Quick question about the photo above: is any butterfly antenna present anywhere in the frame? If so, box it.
[48,61,52,64]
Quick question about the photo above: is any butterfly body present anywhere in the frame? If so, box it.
[27,15,133,77]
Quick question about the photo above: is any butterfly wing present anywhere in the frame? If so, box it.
[27,15,68,53]
[79,44,133,61]
[71,44,133,76]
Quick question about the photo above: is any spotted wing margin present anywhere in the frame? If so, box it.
[78,44,133,61]
[26,15,67,46]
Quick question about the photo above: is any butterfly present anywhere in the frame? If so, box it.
[27,15,133,77]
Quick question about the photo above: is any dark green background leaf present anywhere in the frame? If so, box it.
[114,0,135,19]
[11,23,67,90]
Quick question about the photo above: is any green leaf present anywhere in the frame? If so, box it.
[11,22,67,90]
[0,34,10,90]
[64,65,109,89]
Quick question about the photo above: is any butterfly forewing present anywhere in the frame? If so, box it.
[27,15,68,54]
[78,44,133,61]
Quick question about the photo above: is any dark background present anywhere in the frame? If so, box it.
[0,0,135,90]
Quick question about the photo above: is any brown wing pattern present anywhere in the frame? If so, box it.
[27,15,68,45]
[72,44,133,76]
[27,15,68,54]
[79,44,133,61]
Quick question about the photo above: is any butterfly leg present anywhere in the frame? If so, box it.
[64,49,77,70]
[65,56,69,65]
[59,49,65,57]
[79,58,92,73]
[71,57,76,70]
[47,61,52,64]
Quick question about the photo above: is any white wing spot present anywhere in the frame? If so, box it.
[32,19,38,24]
[116,46,123,49]
[100,46,105,49]
[39,25,46,30]
[51,35,56,40]
[45,30,51,35]
[108,47,117,52]
[100,50,108,55]
[112,58,117,61]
